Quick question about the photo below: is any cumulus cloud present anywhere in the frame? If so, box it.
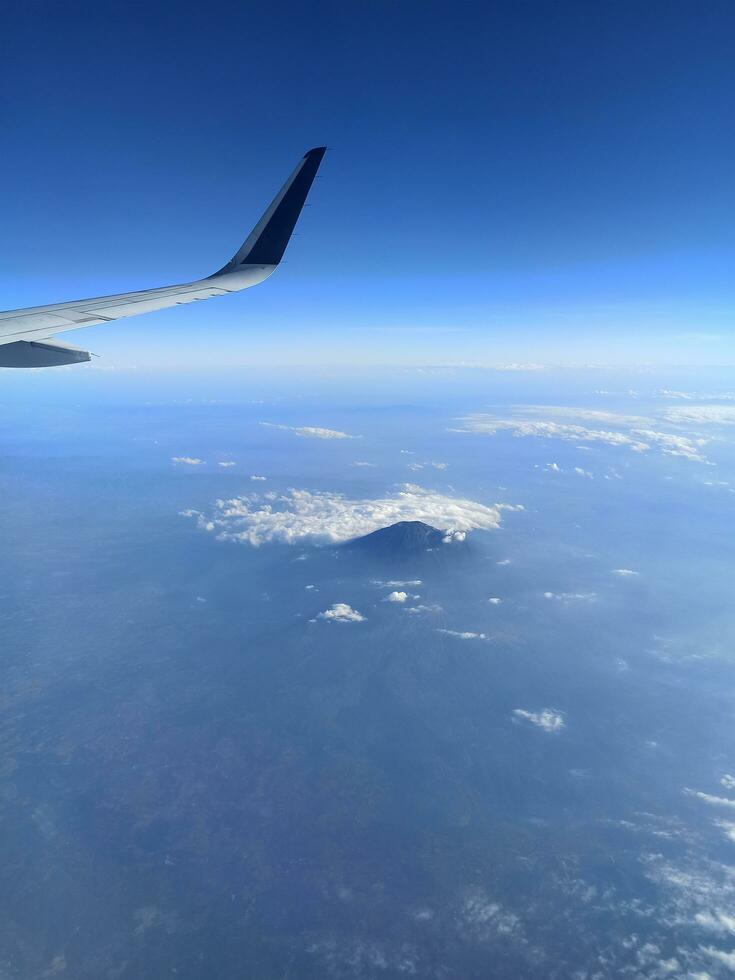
[218,461,236,468]
[185,485,520,547]
[316,603,366,623]
[406,604,443,614]
[171,456,205,465]
[721,775,735,790]
[251,474,267,481]
[488,597,502,605]
[261,422,355,440]
[545,462,561,472]
[437,629,488,640]
[443,529,466,543]
[384,591,408,603]
[512,708,565,732]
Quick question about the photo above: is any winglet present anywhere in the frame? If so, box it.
[215,147,326,274]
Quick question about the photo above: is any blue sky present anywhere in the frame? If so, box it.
[2,0,734,368]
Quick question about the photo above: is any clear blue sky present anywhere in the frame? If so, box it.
[2,0,734,368]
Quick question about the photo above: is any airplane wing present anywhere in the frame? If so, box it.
[0,147,326,367]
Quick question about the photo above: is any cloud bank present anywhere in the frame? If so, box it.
[184,484,520,547]
[261,422,355,440]
[456,408,710,463]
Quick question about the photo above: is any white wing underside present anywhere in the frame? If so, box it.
[0,146,326,367]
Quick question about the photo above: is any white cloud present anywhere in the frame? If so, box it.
[407,462,425,471]
[186,485,520,547]
[261,422,355,440]
[685,789,735,811]
[432,462,449,470]
[574,467,593,478]
[251,474,267,481]
[717,821,735,843]
[488,597,502,605]
[496,559,511,566]
[316,603,366,623]
[701,947,735,971]
[406,604,443,614]
[384,591,408,603]
[545,462,561,472]
[443,529,466,543]
[695,910,735,936]
[613,568,639,577]
[171,456,205,466]
[664,405,735,426]
[458,889,522,941]
[721,775,735,791]
[437,629,488,640]
[456,411,710,463]
[543,591,596,601]
[352,461,377,467]
[512,708,565,732]
[218,461,236,468]
[373,579,423,588]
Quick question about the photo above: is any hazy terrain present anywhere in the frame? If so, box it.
[2,367,735,979]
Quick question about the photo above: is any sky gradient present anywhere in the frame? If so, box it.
[2,0,734,368]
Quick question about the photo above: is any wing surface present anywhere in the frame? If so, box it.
[0,147,326,367]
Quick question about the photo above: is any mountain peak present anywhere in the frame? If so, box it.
[346,520,449,555]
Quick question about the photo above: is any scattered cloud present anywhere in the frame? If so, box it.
[384,591,408,603]
[701,947,735,971]
[373,579,423,588]
[685,789,735,811]
[251,474,267,481]
[352,461,377,467]
[218,461,236,468]
[613,568,639,577]
[496,559,511,566]
[406,604,443,614]
[721,775,735,791]
[664,405,735,426]
[185,485,520,547]
[512,708,565,732]
[261,422,355,440]
[456,409,711,463]
[488,597,502,605]
[437,629,488,640]
[315,603,366,623]
[171,456,205,465]
[458,888,523,942]
[545,462,561,472]
[543,591,596,602]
